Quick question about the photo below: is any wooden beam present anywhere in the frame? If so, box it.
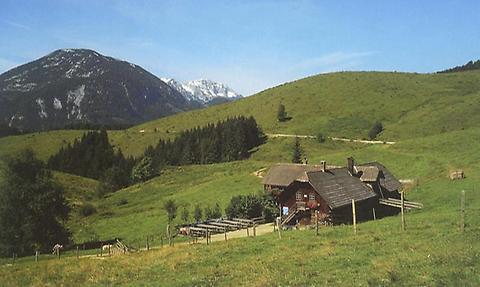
[207,222,239,230]
[352,199,357,235]
[196,224,226,231]
[232,218,255,225]
[222,220,250,227]
[460,190,465,232]
[401,191,405,231]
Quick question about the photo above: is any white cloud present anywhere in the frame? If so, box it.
[292,51,376,73]
[3,20,31,31]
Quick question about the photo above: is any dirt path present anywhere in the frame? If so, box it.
[266,133,396,145]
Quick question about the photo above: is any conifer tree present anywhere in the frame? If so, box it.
[368,121,383,140]
[181,207,190,223]
[193,205,203,222]
[0,149,70,256]
[277,104,287,122]
[292,137,303,163]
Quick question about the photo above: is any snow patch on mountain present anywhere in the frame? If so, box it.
[160,78,241,104]
[53,97,62,110]
[66,85,86,119]
[36,98,48,118]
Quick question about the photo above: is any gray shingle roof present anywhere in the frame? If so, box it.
[262,164,324,187]
[307,168,377,209]
[358,162,402,192]
[355,166,380,182]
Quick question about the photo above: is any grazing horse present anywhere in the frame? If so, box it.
[102,244,113,251]
[179,227,190,235]
[52,244,63,255]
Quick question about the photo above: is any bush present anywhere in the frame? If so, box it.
[368,121,383,140]
[277,104,288,122]
[131,156,156,183]
[117,199,128,206]
[225,194,278,221]
[193,205,203,222]
[317,133,326,143]
[80,203,96,217]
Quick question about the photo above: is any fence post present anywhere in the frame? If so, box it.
[224,228,227,241]
[35,251,39,262]
[246,227,249,237]
[167,224,171,246]
[461,190,465,232]
[401,191,405,231]
[276,217,282,239]
[76,246,79,259]
[253,223,256,237]
[100,242,103,257]
[146,236,150,251]
[316,210,319,236]
[372,208,376,221]
[352,199,357,235]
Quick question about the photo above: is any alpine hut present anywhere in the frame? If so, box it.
[263,158,402,225]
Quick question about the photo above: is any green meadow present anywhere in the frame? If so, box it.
[0,71,479,285]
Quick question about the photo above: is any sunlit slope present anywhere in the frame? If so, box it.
[133,70,480,141]
[2,71,480,159]
[2,129,480,286]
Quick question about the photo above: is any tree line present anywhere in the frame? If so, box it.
[144,116,265,169]
[47,116,264,194]
[47,129,135,195]
[164,194,278,226]
[438,60,480,73]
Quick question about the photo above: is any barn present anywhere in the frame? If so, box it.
[263,158,402,225]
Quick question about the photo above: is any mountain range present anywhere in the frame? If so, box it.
[0,49,241,131]
[160,78,241,105]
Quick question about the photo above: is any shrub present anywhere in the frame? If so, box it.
[117,199,128,206]
[131,156,156,183]
[317,133,326,143]
[368,121,383,140]
[277,104,287,122]
[80,203,96,217]
[225,194,278,221]
[193,205,203,222]
[204,206,213,219]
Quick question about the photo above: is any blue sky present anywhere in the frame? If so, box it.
[1,0,479,95]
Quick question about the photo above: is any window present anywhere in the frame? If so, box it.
[309,193,316,201]
[296,191,302,201]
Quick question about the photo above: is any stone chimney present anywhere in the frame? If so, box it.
[320,160,327,172]
[347,157,355,175]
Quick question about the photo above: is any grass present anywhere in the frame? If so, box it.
[1,70,480,285]
[2,71,480,160]
[1,194,478,286]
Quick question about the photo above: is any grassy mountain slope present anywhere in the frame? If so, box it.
[132,71,480,141]
[1,71,480,285]
[2,70,480,160]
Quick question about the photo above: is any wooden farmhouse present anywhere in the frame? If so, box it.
[263,158,402,225]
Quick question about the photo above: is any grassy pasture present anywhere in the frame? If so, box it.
[1,71,480,285]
